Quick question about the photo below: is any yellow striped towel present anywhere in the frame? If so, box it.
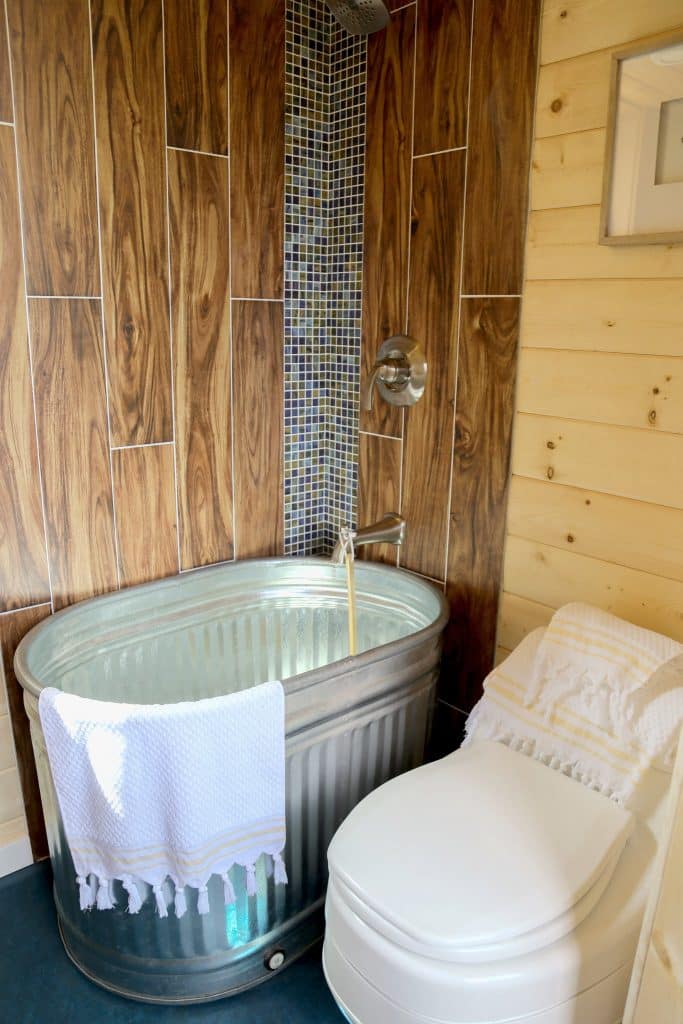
[465,606,683,804]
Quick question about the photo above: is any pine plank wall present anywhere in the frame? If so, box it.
[498,0,683,662]
[0,0,285,862]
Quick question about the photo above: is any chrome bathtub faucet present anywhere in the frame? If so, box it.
[331,514,406,565]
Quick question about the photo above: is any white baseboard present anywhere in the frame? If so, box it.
[0,835,33,878]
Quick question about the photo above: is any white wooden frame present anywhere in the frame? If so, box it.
[600,29,683,246]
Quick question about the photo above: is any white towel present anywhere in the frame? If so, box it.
[528,603,681,721]
[39,680,287,918]
[465,605,683,803]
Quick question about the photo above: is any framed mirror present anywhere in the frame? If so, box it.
[600,31,683,246]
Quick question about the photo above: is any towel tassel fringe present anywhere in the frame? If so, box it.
[174,884,187,919]
[153,884,168,919]
[273,853,288,886]
[97,877,115,911]
[221,871,236,906]
[77,875,94,911]
[122,875,142,914]
[197,885,210,915]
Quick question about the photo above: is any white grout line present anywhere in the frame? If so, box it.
[110,441,175,452]
[230,296,284,303]
[0,601,52,619]
[227,0,239,561]
[87,0,122,592]
[437,697,469,715]
[414,145,467,159]
[167,144,229,160]
[396,0,418,571]
[358,429,402,442]
[442,0,476,586]
[179,556,236,575]
[160,0,184,576]
[26,294,101,300]
[0,119,12,127]
[4,0,55,616]
[402,566,445,587]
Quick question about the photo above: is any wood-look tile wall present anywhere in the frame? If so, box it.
[0,0,284,861]
[500,1,683,660]
[358,0,540,733]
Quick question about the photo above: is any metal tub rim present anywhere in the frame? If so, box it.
[14,556,450,701]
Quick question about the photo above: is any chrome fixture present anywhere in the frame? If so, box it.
[362,335,427,412]
[331,513,406,565]
[324,0,390,36]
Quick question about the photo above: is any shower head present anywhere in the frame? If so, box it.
[325,0,390,36]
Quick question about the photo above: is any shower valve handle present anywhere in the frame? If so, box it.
[361,335,427,412]
[362,357,410,412]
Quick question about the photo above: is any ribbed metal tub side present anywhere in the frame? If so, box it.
[16,558,448,1003]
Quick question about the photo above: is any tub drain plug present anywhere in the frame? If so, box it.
[265,949,286,971]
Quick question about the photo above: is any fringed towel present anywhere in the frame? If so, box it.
[465,604,683,804]
[39,681,287,919]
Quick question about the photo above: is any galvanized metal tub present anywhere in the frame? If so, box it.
[15,557,448,1004]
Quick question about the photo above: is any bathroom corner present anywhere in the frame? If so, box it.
[0,0,682,1020]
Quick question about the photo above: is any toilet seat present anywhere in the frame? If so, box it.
[329,844,622,965]
[327,741,633,963]
[323,740,663,1024]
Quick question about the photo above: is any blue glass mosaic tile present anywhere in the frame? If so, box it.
[284,0,366,556]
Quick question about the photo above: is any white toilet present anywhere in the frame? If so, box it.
[322,630,672,1024]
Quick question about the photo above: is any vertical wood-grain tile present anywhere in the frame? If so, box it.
[361,4,414,437]
[358,432,401,564]
[113,445,178,586]
[463,0,540,295]
[92,0,172,445]
[0,7,12,123]
[232,301,283,558]
[7,0,100,296]
[0,604,51,859]
[414,0,472,156]
[169,149,233,569]
[0,126,50,612]
[445,298,520,709]
[29,298,118,611]
[164,0,228,155]
[229,0,284,299]
[401,150,465,579]
[428,700,467,760]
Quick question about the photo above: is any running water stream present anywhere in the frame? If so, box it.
[337,527,358,656]
[345,548,357,656]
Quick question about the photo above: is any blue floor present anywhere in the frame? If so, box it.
[0,862,342,1023]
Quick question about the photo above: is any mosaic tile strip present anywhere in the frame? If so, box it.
[284,0,366,556]
[323,19,365,553]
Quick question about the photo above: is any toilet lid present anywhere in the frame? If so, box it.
[327,740,634,963]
